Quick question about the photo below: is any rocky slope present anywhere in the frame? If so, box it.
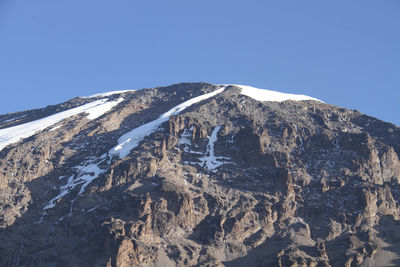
[0,83,399,266]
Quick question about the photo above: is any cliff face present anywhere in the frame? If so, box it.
[0,83,399,266]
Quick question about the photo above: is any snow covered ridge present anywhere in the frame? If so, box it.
[85,89,135,98]
[82,83,321,102]
[0,98,123,152]
[0,84,320,153]
[109,87,226,158]
[228,84,322,102]
[108,84,320,159]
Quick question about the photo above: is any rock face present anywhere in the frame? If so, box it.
[0,83,399,266]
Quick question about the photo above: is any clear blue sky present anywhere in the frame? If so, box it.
[0,0,399,125]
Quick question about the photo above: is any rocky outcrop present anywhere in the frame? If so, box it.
[0,83,399,266]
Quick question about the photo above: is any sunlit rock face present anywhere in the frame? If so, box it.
[0,82,399,267]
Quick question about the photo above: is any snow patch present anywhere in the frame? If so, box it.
[228,84,322,102]
[49,125,61,132]
[110,116,170,158]
[74,163,104,196]
[0,98,122,152]
[85,97,123,119]
[178,127,193,146]
[86,90,135,98]
[178,126,204,155]
[44,175,74,210]
[199,126,230,171]
[44,160,104,210]
[110,87,226,158]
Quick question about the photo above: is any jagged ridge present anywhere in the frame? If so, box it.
[0,83,399,267]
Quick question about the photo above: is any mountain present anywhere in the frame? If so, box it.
[0,83,399,267]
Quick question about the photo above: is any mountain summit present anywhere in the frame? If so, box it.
[0,83,399,266]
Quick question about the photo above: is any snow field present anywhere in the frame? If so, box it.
[230,84,322,102]
[0,98,123,152]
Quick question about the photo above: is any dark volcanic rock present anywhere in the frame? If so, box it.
[0,83,399,266]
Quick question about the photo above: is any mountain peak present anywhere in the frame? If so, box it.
[227,84,322,102]
[0,82,399,266]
